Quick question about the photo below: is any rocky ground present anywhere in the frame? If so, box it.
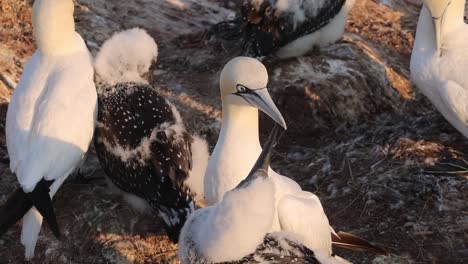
[0,0,467,263]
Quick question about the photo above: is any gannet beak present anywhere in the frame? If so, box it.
[236,125,284,189]
[237,88,287,129]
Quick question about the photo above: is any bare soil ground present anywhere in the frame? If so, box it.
[0,0,467,263]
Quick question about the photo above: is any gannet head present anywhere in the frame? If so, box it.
[220,57,287,129]
[423,0,452,56]
[32,0,76,55]
[95,28,158,85]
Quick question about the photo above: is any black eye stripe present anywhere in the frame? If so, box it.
[234,84,268,108]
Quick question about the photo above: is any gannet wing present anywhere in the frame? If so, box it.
[149,129,194,201]
[277,192,333,255]
[94,85,195,241]
[440,80,468,126]
[6,52,47,174]
[17,59,96,193]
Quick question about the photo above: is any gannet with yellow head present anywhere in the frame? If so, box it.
[204,57,387,262]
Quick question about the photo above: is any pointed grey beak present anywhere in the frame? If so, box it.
[236,125,284,189]
[238,88,287,129]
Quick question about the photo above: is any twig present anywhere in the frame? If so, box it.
[154,249,178,257]
[0,73,15,90]
[332,194,362,218]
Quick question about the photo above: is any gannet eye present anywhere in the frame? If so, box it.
[236,84,248,93]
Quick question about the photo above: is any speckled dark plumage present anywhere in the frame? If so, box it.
[240,0,346,57]
[94,82,194,242]
[183,233,320,264]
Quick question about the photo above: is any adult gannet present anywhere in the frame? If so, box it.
[410,0,468,139]
[204,57,387,258]
[213,0,355,59]
[0,0,97,259]
[93,28,209,242]
[180,125,351,264]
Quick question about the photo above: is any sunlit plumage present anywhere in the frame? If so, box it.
[180,126,323,264]
[1,0,97,259]
[204,57,385,263]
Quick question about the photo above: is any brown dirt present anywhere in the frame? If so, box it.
[0,0,467,263]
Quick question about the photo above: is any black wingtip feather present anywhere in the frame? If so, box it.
[332,231,389,255]
[0,188,33,237]
[236,124,285,188]
[27,180,61,239]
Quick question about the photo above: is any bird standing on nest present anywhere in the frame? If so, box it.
[1,0,97,259]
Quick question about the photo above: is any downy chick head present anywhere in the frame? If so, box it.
[94,28,158,86]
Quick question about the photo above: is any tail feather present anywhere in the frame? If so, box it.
[26,180,60,239]
[236,125,284,189]
[0,188,33,236]
[331,231,388,255]
[21,208,43,260]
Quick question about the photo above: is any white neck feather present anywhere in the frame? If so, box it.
[219,98,261,146]
[33,0,79,56]
[205,96,263,204]
[439,0,466,33]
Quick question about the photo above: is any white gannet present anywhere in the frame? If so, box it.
[216,0,355,58]
[93,28,209,242]
[411,0,468,139]
[204,57,387,260]
[180,125,349,264]
[0,0,97,259]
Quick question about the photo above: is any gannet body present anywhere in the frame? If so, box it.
[1,0,97,259]
[240,0,355,58]
[411,0,468,138]
[93,28,209,241]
